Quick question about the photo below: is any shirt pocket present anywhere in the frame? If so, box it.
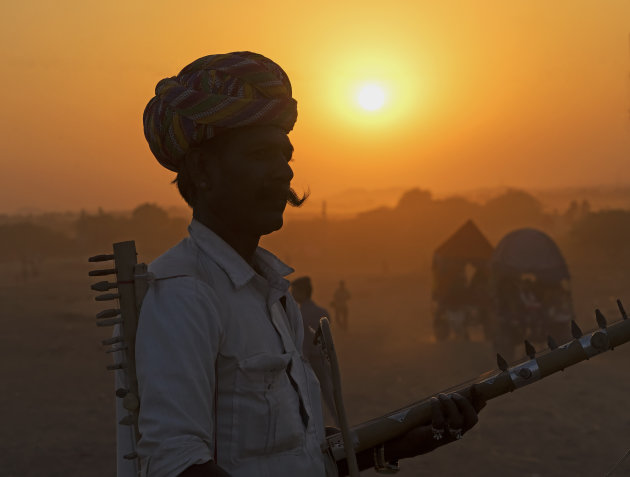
[233,352,306,459]
[300,356,327,443]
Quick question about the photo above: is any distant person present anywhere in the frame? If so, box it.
[331,280,351,331]
[290,276,337,425]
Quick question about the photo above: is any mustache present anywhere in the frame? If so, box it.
[287,187,309,207]
[260,185,309,207]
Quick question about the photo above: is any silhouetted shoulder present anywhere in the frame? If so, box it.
[148,238,203,279]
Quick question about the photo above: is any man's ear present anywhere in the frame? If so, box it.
[187,148,213,190]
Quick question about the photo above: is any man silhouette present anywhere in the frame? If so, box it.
[137,51,483,477]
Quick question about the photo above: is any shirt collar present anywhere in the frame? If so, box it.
[188,219,294,291]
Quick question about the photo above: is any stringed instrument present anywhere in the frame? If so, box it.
[323,305,630,460]
[88,240,630,476]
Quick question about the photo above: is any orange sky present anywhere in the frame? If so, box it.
[1,0,629,213]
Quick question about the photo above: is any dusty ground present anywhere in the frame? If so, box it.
[2,256,630,476]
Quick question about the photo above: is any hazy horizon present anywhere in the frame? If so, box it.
[5,182,630,219]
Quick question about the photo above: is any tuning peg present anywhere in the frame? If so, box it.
[106,345,128,354]
[119,415,134,426]
[97,317,123,327]
[116,388,129,398]
[123,452,138,460]
[590,331,610,351]
[95,293,120,301]
[496,353,508,372]
[102,336,124,346]
[88,268,117,277]
[524,340,536,359]
[91,281,118,292]
[107,362,126,371]
[595,309,607,329]
[618,300,628,320]
[96,308,120,319]
[571,320,583,340]
[88,254,115,262]
[547,335,558,350]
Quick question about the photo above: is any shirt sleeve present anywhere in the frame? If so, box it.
[135,276,223,477]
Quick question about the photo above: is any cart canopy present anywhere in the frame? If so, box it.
[490,228,569,283]
[433,220,494,267]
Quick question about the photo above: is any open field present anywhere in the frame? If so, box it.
[2,255,629,476]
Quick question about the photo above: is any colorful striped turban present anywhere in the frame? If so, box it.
[143,51,298,172]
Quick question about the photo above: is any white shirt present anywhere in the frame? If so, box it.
[135,220,334,477]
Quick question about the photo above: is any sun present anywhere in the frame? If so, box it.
[357,83,386,111]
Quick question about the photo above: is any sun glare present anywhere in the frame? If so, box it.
[357,84,386,111]
[324,51,425,129]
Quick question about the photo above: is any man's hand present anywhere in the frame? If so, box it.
[385,389,486,461]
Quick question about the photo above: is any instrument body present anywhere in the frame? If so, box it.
[90,241,149,476]
[318,317,360,476]
[326,312,630,455]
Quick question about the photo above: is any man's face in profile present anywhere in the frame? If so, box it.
[201,125,295,238]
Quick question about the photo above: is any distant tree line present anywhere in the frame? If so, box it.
[1,190,628,274]
[263,187,625,275]
[0,203,188,262]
